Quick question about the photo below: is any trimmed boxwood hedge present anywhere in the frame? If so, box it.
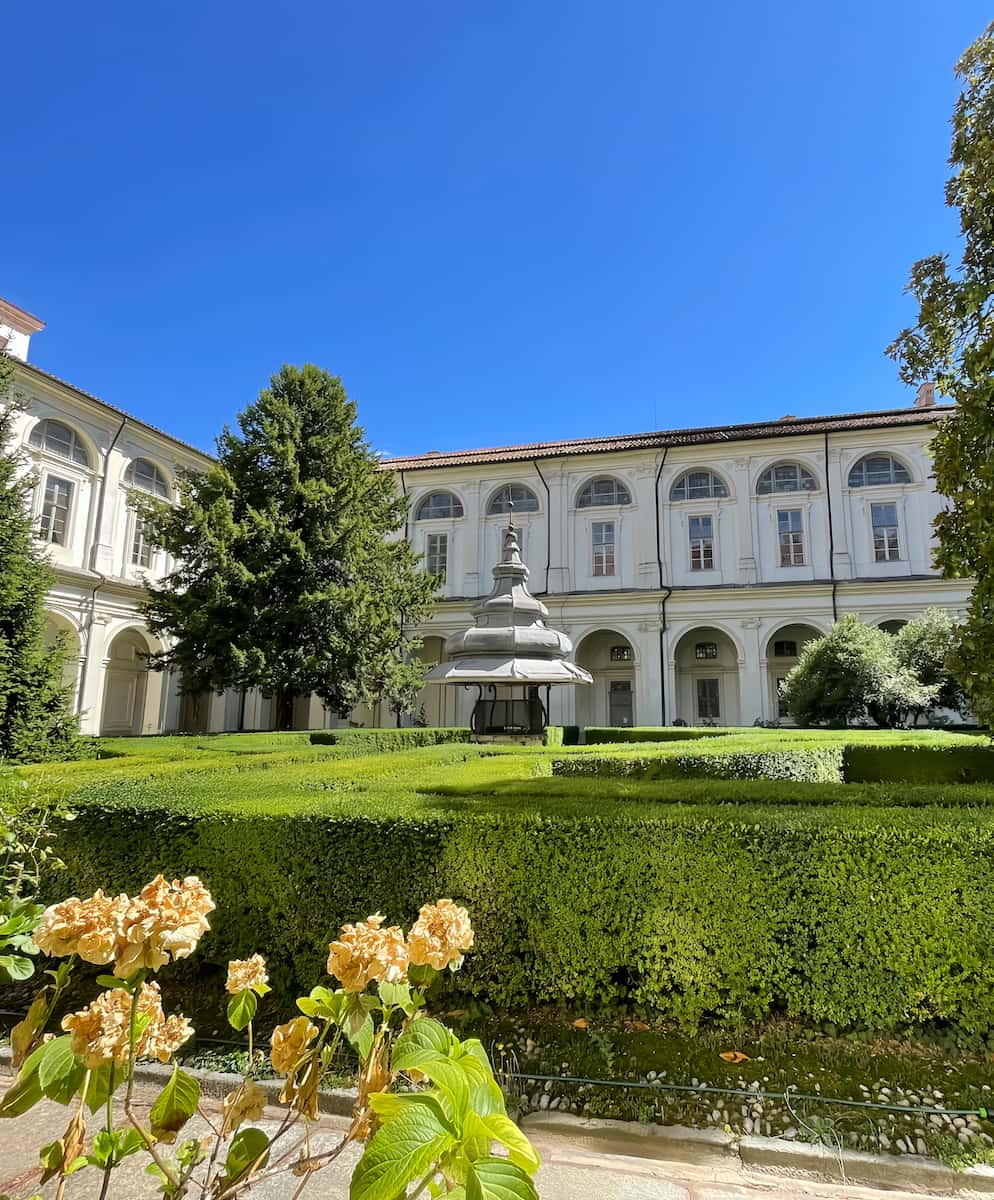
[308,727,472,751]
[44,775,994,1033]
[843,743,994,784]
[552,746,845,782]
[583,726,735,744]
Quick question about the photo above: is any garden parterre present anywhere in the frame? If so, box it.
[5,726,994,1034]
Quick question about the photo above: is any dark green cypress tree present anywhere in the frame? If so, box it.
[138,364,437,727]
[0,357,84,762]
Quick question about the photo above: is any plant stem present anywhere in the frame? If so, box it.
[408,1167,438,1200]
[247,1019,253,1068]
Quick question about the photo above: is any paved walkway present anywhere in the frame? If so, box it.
[0,1074,967,1200]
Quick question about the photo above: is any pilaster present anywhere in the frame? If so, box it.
[738,616,764,725]
[77,616,110,735]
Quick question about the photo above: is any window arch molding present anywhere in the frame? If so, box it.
[669,468,730,502]
[27,418,94,468]
[485,483,540,515]
[847,453,913,488]
[756,461,818,495]
[414,490,464,521]
[123,457,172,499]
[575,475,632,508]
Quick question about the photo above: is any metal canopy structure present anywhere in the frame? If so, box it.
[425,522,591,735]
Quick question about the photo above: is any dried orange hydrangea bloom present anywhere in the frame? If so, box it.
[270,1016,318,1075]
[62,981,192,1069]
[407,899,474,972]
[33,889,129,966]
[34,875,215,979]
[327,914,409,992]
[221,1079,267,1136]
[226,954,269,995]
[114,875,216,977]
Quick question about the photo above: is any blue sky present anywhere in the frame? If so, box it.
[4,3,988,456]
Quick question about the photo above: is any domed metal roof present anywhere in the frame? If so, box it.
[425,524,592,687]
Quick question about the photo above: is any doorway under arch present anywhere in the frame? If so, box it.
[575,630,636,728]
[765,623,823,721]
[674,627,740,726]
[101,628,160,735]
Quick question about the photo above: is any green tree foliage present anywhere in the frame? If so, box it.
[781,614,935,728]
[894,607,967,721]
[888,23,994,726]
[138,364,436,726]
[0,359,84,763]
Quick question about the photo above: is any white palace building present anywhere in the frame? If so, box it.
[1,296,972,735]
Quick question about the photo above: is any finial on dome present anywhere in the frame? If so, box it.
[502,523,523,567]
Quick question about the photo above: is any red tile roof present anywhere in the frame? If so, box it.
[380,406,952,471]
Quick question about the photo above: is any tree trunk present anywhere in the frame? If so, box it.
[275,690,296,731]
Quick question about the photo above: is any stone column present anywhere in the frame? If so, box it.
[461,481,482,598]
[77,616,110,735]
[543,467,570,595]
[826,446,852,579]
[731,456,758,584]
[162,669,183,732]
[206,691,228,733]
[635,621,662,727]
[738,616,764,726]
[664,653,679,726]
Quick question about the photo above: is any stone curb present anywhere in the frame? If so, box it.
[8,1045,994,1195]
[738,1135,994,1195]
[521,1113,736,1165]
[523,1113,994,1196]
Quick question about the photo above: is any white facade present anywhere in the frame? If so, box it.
[1,295,971,734]
[389,405,971,730]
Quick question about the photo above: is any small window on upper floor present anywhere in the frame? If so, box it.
[415,491,464,520]
[695,641,719,660]
[757,462,817,495]
[848,454,911,488]
[670,470,728,501]
[28,419,90,467]
[487,484,540,514]
[125,458,170,499]
[578,477,631,507]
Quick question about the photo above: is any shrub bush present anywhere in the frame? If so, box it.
[843,743,994,783]
[44,769,994,1033]
[583,726,736,744]
[308,727,472,752]
[552,746,845,783]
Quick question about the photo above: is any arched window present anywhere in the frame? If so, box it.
[124,458,170,499]
[577,477,631,507]
[757,462,817,495]
[415,491,464,520]
[670,470,728,501]
[28,419,90,466]
[487,484,540,514]
[848,454,911,487]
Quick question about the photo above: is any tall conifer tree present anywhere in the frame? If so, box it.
[139,364,436,727]
[0,357,83,762]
